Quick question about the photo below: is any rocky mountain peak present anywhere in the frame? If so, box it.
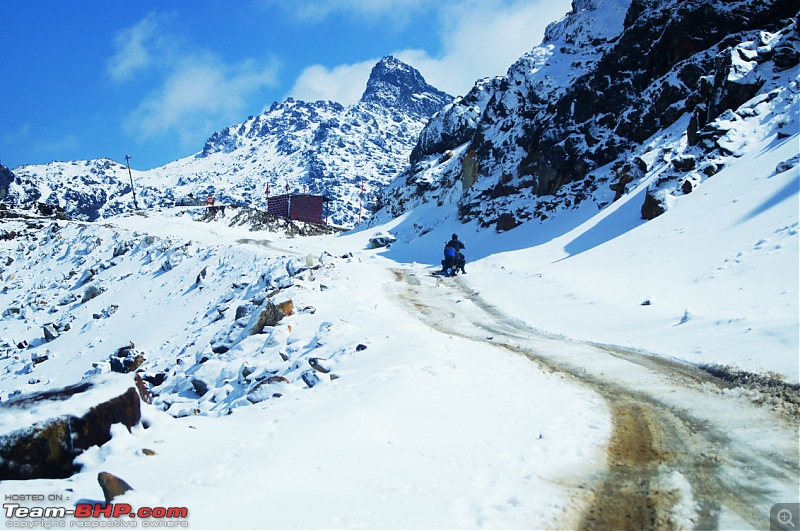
[359,56,452,118]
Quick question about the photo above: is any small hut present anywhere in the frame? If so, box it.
[267,194,329,225]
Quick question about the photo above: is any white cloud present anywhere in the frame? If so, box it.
[107,12,167,83]
[287,0,573,105]
[109,14,279,148]
[417,0,573,95]
[257,0,431,23]
[287,60,377,106]
[127,55,279,145]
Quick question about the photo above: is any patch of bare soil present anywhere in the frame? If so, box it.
[700,363,800,418]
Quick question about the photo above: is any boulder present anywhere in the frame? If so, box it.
[98,472,134,503]
[246,375,290,403]
[251,299,283,334]
[0,387,141,480]
[81,285,103,303]
[191,378,210,397]
[308,357,331,374]
[496,213,519,232]
[274,297,294,317]
[641,190,667,220]
[368,232,397,248]
[110,344,145,374]
[31,351,50,364]
[301,370,321,388]
[42,323,59,342]
[671,155,696,171]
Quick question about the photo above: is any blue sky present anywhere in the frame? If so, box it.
[0,0,572,170]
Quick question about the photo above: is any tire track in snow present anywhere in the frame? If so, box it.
[387,267,799,530]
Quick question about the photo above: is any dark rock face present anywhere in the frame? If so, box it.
[63,188,108,221]
[0,387,141,480]
[360,56,452,119]
[512,0,796,196]
[384,0,798,229]
[410,79,498,165]
[7,159,129,222]
[0,164,16,201]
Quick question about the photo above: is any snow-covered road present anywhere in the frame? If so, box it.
[386,265,799,529]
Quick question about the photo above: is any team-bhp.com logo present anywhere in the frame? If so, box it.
[4,496,189,528]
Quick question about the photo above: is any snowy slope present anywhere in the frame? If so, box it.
[370,36,800,381]
[0,209,610,529]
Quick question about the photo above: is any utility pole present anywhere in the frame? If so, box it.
[358,176,364,224]
[124,154,139,209]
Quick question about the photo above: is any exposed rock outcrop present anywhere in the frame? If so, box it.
[98,472,134,503]
[0,386,141,480]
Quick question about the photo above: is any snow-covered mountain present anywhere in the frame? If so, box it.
[5,56,451,226]
[0,1,797,527]
[375,0,799,232]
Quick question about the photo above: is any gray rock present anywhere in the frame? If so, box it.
[308,357,331,374]
[81,285,103,303]
[42,323,59,342]
[301,370,321,388]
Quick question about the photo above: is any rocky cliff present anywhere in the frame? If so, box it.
[376,0,799,231]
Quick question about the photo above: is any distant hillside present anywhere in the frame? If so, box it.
[6,57,451,227]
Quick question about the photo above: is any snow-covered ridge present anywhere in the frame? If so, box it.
[5,56,452,227]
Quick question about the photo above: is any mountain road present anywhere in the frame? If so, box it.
[387,267,799,530]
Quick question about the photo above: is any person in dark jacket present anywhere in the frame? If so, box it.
[441,233,466,276]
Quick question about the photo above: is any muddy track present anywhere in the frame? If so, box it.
[388,268,799,530]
